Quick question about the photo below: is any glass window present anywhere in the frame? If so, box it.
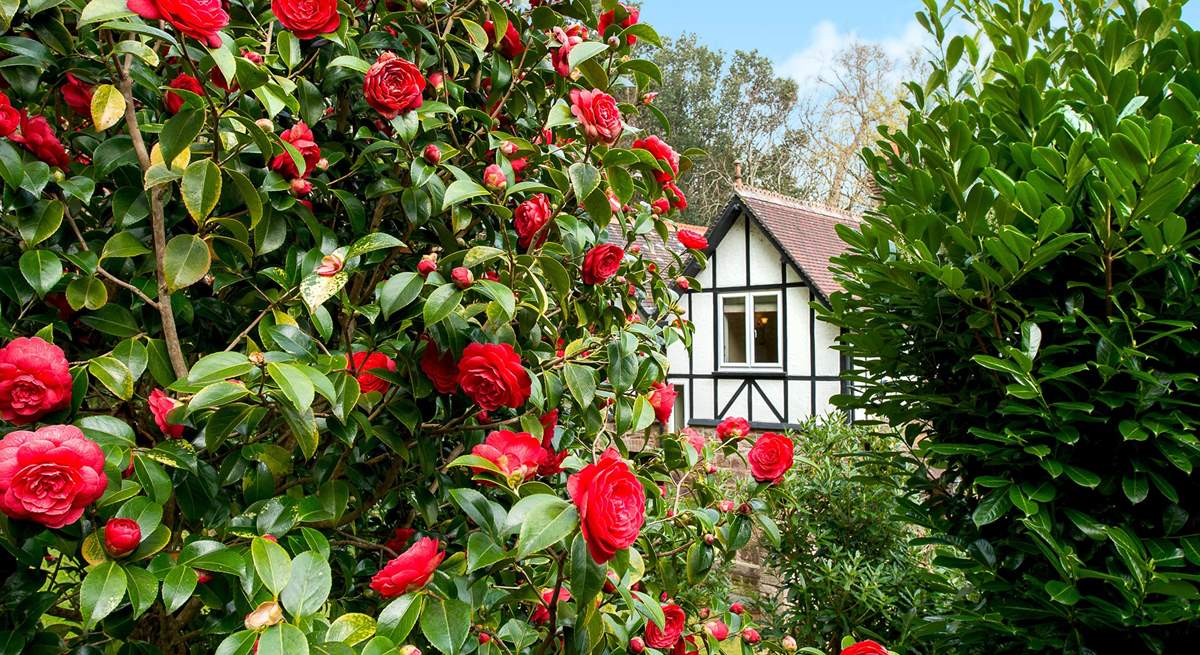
[722,296,747,364]
[753,295,779,364]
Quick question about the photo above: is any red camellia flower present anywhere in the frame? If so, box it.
[633,135,680,184]
[62,74,94,116]
[10,113,70,169]
[648,382,676,426]
[664,182,688,210]
[346,351,397,394]
[568,448,646,563]
[384,527,415,553]
[530,587,572,624]
[104,518,142,557]
[841,640,888,655]
[420,341,459,394]
[364,52,426,119]
[0,93,19,137]
[704,620,729,641]
[127,0,229,47]
[472,430,546,482]
[551,24,587,76]
[598,2,640,45]
[0,337,71,426]
[270,121,321,179]
[483,19,525,59]
[164,73,203,115]
[581,243,624,285]
[457,343,531,411]
[271,0,340,39]
[729,601,745,614]
[148,388,185,438]
[569,88,623,144]
[677,229,707,250]
[644,604,686,649]
[716,416,750,441]
[0,425,107,528]
[747,432,795,484]
[538,410,567,476]
[369,536,445,598]
[514,193,552,249]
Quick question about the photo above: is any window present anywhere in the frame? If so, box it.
[720,292,782,367]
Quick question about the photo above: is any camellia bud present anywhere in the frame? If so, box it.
[718,499,734,513]
[255,118,274,131]
[741,628,761,644]
[428,71,445,91]
[316,157,329,170]
[706,463,717,474]
[290,178,313,196]
[630,243,642,254]
[104,518,142,558]
[196,570,213,585]
[410,0,428,10]
[704,619,730,641]
[730,602,745,615]
[123,455,136,478]
[423,144,442,165]
[316,254,344,277]
[451,266,474,288]
[500,140,519,157]
[418,255,438,277]
[704,533,716,545]
[642,92,659,105]
[478,633,491,644]
[738,502,752,515]
[399,646,422,655]
[607,35,621,48]
[483,164,507,191]
[629,637,646,653]
[698,607,710,619]
[262,534,277,543]
[244,601,284,630]
[249,351,266,366]
[781,636,798,652]
[676,277,690,290]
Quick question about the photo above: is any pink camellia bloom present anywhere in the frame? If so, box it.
[677,229,708,250]
[104,518,142,557]
[569,88,623,144]
[0,337,71,426]
[704,620,729,641]
[471,430,546,482]
[315,254,343,277]
[682,428,705,456]
[451,266,474,288]
[370,537,445,598]
[148,388,185,438]
[647,382,676,426]
[483,164,507,191]
[126,0,229,47]
[530,587,572,624]
[0,425,108,528]
[346,351,397,394]
[551,24,587,77]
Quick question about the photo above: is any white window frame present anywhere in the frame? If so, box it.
[667,379,689,431]
[718,290,783,370]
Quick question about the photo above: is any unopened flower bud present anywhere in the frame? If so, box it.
[316,157,329,170]
[104,518,142,558]
[262,534,277,542]
[410,0,428,10]
[704,533,715,545]
[607,35,621,48]
[290,178,313,196]
[399,646,422,655]
[478,633,491,644]
[730,602,745,614]
[629,637,645,653]
[781,636,798,651]
[424,144,442,165]
[642,92,658,105]
[500,140,519,157]
[428,71,445,91]
[244,601,284,630]
[451,266,474,288]
[483,164,507,191]
[316,254,343,277]
[418,254,438,277]
[255,118,274,131]
[248,351,266,366]
[718,500,734,513]
[630,244,642,254]
[741,628,760,644]
[738,502,752,515]
[676,277,690,290]
[698,607,710,619]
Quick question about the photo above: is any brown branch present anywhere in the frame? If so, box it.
[115,54,188,379]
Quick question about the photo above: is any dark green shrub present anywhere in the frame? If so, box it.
[822,0,1200,652]
[763,419,960,654]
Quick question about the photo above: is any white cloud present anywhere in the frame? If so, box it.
[775,19,928,91]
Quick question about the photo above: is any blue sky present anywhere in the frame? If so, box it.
[641,0,1200,88]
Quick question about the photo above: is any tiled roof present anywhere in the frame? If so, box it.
[731,186,861,301]
[606,220,708,275]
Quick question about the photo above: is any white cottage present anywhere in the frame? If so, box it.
[664,185,860,431]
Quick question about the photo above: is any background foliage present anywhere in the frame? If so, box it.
[825,0,1200,652]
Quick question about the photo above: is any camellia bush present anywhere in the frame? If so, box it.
[824,0,1200,652]
[0,1,821,654]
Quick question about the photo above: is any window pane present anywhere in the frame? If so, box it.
[752,295,779,364]
[722,296,747,363]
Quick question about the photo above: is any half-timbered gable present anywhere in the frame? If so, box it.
[665,186,859,430]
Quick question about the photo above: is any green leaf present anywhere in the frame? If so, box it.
[972,489,1011,527]
[181,159,222,222]
[80,561,127,629]
[267,362,315,411]
[377,593,424,644]
[463,245,505,268]
[423,283,462,325]
[280,550,331,617]
[188,352,252,384]
[19,249,62,297]
[187,380,249,412]
[567,41,610,72]
[510,494,578,559]
[163,234,211,291]
[89,355,134,400]
[215,631,259,655]
[159,108,203,167]
[328,55,370,73]
[251,536,292,596]
[161,565,198,613]
[380,272,424,318]
[256,623,308,655]
[80,0,134,25]
[466,531,508,572]
[569,162,601,201]
[102,231,152,259]
[442,179,489,209]
[18,199,63,246]
[420,596,472,655]
[66,276,108,311]
[348,232,405,258]
[124,565,158,618]
[327,613,377,646]
[570,532,606,606]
